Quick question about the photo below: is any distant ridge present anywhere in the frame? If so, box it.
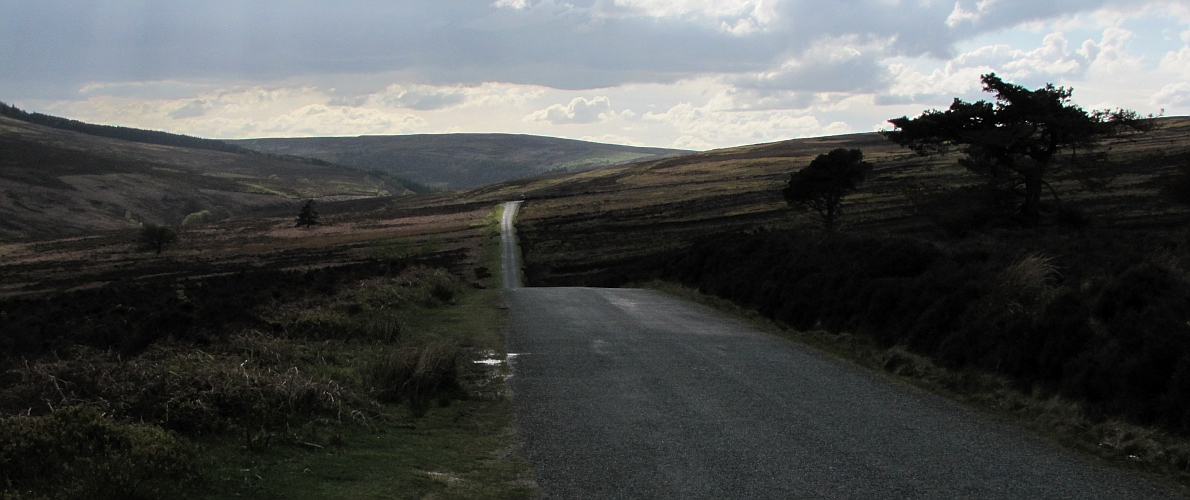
[0,101,251,154]
[0,114,413,240]
[231,134,690,190]
[0,102,430,194]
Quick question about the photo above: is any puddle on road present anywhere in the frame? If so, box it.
[473,351,524,366]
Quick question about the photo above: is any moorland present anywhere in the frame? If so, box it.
[7,96,1190,497]
[476,114,1190,489]
[231,133,687,190]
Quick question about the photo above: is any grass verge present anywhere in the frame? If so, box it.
[192,203,538,499]
[0,204,539,499]
[195,286,537,500]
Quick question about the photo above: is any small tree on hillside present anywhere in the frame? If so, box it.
[782,148,872,232]
[883,73,1152,227]
[295,200,319,228]
[137,224,177,254]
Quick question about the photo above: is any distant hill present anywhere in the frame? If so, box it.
[0,115,410,240]
[229,134,689,190]
[0,101,254,155]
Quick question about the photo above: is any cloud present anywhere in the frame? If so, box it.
[333,84,467,111]
[491,0,530,9]
[1160,45,1190,77]
[878,26,1142,106]
[168,99,212,119]
[731,37,891,93]
[641,99,851,148]
[39,86,430,138]
[526,96,614,124]
[946,0,997,28]
[0,0,1153,100]
[1152,82,1190,109]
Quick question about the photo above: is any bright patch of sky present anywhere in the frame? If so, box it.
[2,0,1188,150]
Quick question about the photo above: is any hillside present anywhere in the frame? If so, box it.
[0,115,408,240]
[465,116,1190,487]
[230,134,688,190]
[464,118,1190,284]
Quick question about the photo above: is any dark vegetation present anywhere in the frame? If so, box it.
[0,101,250,154]
[232,133,689,190]
[0,259,473,497]
[0,206,506,498]
[885,73,1153,227]
[136,223,178,254]
[492,88,1190,481]
[782,148,871,231]
[295,199,320,228]
[662,229,1190,434]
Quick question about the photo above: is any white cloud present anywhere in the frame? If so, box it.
[491,0,530,9]
[526,96,614,125]
[946,0,997,28]
[642,99,851,148]
[1152,82,1190,109]
[40,86,430,138]
[733,36,892,92]
[7,2,1187,151]
[881,26,1146,106]
[1160,46,1190,77]
[337,84,467,111]
[580,134,644,146]
[168,99,214,119]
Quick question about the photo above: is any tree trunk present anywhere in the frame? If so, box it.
[1021,168,1044,227]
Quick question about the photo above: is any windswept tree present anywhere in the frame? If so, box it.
[295,200,319,228]
[883,73,1152,227]
[782,148,872,232]
[137,224,177,254]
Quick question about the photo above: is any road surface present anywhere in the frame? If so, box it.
[499,202,1177,499]
[501,201,523,289]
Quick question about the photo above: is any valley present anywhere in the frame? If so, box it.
[231,133,687,190]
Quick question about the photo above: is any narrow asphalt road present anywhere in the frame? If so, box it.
[501,200,523,290]
[499,203,1178,499]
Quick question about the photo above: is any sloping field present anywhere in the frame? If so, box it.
[462,117,1190,285]
[232,133,687,190]
[0,116,403,240]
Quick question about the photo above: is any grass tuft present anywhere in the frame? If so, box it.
[367,343,464,417]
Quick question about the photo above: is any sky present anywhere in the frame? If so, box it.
[2,0,1190,150]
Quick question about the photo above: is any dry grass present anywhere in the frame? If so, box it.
[993,252,1060,310]
[367,342,464,417]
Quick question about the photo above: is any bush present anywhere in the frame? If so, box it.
[367,343,463,417]
[136,224,177,254]
[0,407,197,500]
[662,228,1190,433]
[0,342,370,436]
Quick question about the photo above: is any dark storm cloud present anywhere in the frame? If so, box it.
[0,0,1153,100]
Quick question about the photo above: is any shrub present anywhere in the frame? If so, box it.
[662,228,1190,433]
[367,343,463,417]
[0,406,197,500]
[136,224,177,254]
[0,344,367,435]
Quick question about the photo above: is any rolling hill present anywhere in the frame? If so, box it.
[0,115,412,240]
[463,118,1190,285]
[229,134,688,190]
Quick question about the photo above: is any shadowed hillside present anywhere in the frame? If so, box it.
[230,134,688,190]
[465,118,1190,285]
[465,116,1190,487]
[0,116,409,240]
